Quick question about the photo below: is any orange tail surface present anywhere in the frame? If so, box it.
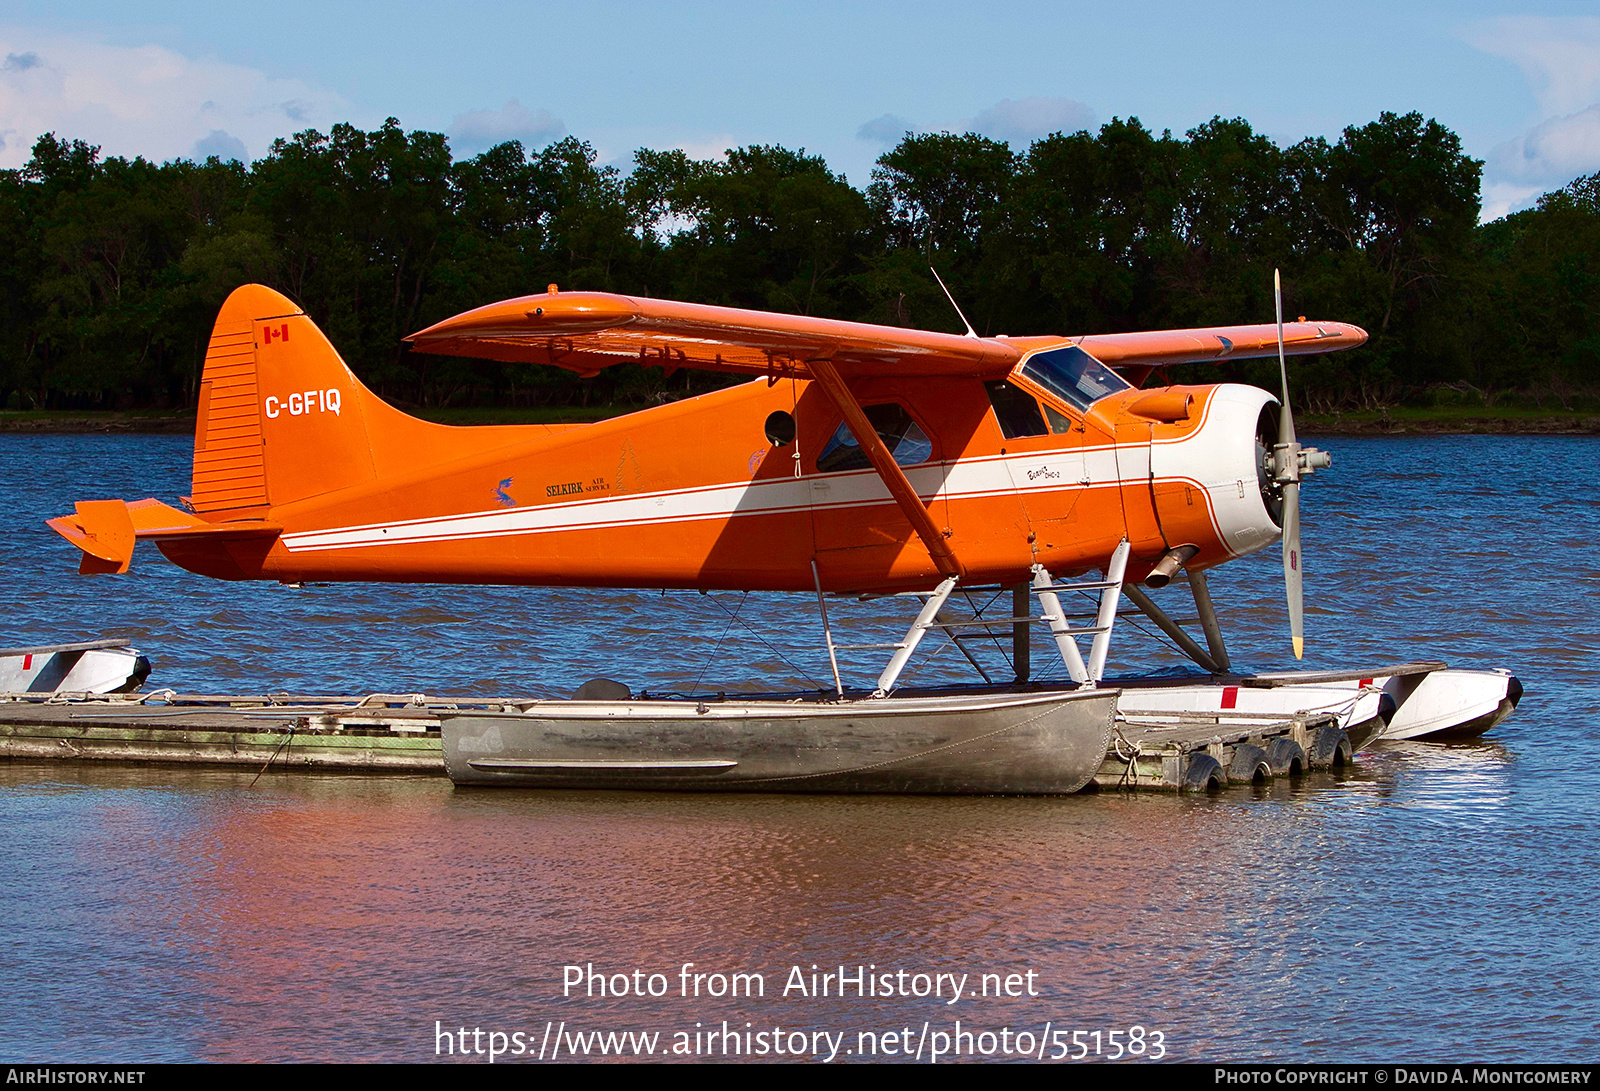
[193,284,392,515]
[51,284,554,577]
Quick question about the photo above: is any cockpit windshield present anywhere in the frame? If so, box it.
[1019,346,1131,412]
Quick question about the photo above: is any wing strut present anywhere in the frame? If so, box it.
[806,357,965,579]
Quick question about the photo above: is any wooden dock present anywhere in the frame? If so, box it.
[0,691,450,773]
[0,690,1355,792]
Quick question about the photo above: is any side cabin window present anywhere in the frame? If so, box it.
[1020,346,1131,413]
[1040,403,1073,433]
[816,403,933,473]
[984,380,1048,439]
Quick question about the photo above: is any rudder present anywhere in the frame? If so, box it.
[192,285,379,515]
[191,288,271,515]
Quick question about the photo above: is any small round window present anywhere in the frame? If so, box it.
[764,410,796,447]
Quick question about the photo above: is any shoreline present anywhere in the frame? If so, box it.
[1298,413,1600,435]
[3,408,1598,436]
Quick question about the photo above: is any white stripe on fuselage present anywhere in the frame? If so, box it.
[280,441,1219,554]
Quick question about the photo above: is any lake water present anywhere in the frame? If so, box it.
[1,433,1597,1063]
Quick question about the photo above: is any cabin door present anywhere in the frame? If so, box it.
[805,396,948,561]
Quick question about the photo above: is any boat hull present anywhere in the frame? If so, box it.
[1242,665,1521,741]
[1367,668,1521,740]
[442,689,1118,794]
[0,641,150,694]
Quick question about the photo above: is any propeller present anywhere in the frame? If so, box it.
[1272,269,1332,660]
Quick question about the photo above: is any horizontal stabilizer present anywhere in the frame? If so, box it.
[48,498,281,574]
[47,500,134,574]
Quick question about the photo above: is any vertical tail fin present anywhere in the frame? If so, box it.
[192,285,381,515]
[191,289,271,515]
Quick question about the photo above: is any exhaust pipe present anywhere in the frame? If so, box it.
[1145,545,1198,588]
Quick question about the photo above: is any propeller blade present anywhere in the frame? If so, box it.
[1282,479,1304,660]
[1275,269,1297,449]
[1275,269,1305,660]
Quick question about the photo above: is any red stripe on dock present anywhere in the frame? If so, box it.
[1220,686,1238,709]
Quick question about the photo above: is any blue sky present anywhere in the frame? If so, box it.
[1,0,1596,218]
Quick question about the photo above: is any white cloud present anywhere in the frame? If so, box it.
[447,99,565,156]
[668,138,734,163]
[614,137,732,166]
[852,99,1093,158]
[856,113,914,147]
[1466,16,1600,118]
[593,130,735,178]
[1489,103,1600,187]
[1464,17,1600,217]
[964,96,1094,147]
[192,129,247,162]
[1480,181,1546,223]
[0,30,351,168]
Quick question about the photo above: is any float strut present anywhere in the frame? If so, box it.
[1086,539,1131,683]
[1189,570,1232,672]
[1012,582,1031,683]
[812,559,844,698]
[874,576,959,697]
[1031,566,1090,685]
[1032,539,1130,688]
[1122,583,1224,675]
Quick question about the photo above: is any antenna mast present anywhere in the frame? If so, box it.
[930,266,979,339]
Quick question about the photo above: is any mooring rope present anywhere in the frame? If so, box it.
[1112,726,1144,789]
[249,722,297,788]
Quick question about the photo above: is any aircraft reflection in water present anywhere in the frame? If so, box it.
[47,281,1360,663]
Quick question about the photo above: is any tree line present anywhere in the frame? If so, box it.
[1,110,1597,414]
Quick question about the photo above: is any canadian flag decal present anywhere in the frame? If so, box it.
[263,323,290,344]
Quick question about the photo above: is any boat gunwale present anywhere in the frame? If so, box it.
[445,686,1118,722]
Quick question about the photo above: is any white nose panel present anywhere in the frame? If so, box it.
[1150,384,1282,560]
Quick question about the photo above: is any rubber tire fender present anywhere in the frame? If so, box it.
[1306,724,1352,769]
[1263,736,1307,776]
[1228,743,1272,784]
[1182,752,1226,792]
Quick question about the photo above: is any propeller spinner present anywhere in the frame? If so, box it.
[1272,270,1332,659]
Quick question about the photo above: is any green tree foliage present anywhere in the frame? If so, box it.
[1289,112,1482,403]
[1464,172,1600,401]
[2,109,1597,414]
[865,132,1015,332]
[10,136,211,408]
[1008,119,1185,335]
[634,144,869,316]
[1171,117,1292,323]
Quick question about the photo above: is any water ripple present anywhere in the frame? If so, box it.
[1,434,1598,1062]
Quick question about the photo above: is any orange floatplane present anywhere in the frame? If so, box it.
[47,283,1528,784]
[49,278,1355,633]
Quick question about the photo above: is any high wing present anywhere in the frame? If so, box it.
[405,290,1021,379]
[407,288,1024,579]
[1076,321,1367,367]
[405,288,1366,379]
